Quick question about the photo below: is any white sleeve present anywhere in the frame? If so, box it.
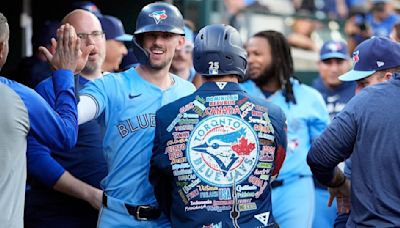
[78,95,98,125]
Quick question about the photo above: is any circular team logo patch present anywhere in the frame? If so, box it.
[187,115,259,187]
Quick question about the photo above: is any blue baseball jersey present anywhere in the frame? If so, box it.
[79,67,196,205]
[151,82,287,228]
[245,79,329,179]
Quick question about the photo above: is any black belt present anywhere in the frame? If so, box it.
[102,193,161,221]
[271,175,307,189]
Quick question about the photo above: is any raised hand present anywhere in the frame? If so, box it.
[39,23,94,74]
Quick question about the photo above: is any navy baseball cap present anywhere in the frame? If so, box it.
[72,1,102,16]
[320,40,349,61]
[99,15,133,42]
[339,36,400,81]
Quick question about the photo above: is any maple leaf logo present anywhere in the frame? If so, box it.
[231,137,255,156]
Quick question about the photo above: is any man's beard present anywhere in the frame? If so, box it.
[148,57,170,70]
[254,64,276,88]
[81,61,99,75]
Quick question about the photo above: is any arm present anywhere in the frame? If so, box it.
[27,136,103,210]
[24,23,93,150]
[14,70,78,151]
[307,107,357,185]
[27,80,102,210]
[54,172,103,210]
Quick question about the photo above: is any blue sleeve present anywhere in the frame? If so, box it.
[307,91,330,141]
[26,77,66,188]
[150,110,173,220]
[307,104,357,185]
[12,69,78,151]
[79,77,108,119]
[27,135,65,187]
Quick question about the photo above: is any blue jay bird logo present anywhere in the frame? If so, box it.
[187,116,259,187]
[149,10,168,24]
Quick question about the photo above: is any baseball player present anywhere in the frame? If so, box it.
[150,24,287,228]
[0,14,88,227]
[75,2,196,227]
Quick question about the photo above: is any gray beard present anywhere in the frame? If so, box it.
[81,62,98,75]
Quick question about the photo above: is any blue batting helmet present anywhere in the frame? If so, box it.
[132,2,185,65]
[193,24,247,80]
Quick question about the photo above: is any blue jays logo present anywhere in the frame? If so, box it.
[187,115,259,187]
[149,10,168,24]
[327,42,342,52]
[353,50,360,63]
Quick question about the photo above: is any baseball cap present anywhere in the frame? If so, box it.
[320,40,349,61]
[99,15,133,42]
[72,1,102,16]
[32,21,60,50]
[339,36,400,81]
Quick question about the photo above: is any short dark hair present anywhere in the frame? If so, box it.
[0,12,8,41]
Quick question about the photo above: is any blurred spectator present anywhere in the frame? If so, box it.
[99,15,130,73]
[366,0,400,37]
[390,21,400,41]
[12,21,59,88]
[287,12,320,51]
[344,6,372,54]
[170,24,195,81]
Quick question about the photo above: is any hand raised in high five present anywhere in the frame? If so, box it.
[39,23,94,74]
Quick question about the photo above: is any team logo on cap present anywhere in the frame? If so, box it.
[149,10,168,24]
[352,50,360,63]
[327,42,342,52]
[187,115,259,187]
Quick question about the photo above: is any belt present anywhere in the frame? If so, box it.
[271,175,307,189]
[102,193,161,221]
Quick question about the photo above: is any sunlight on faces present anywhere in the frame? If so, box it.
[319,58,350,88]
[245,36,272,80]
[142,31,184,70]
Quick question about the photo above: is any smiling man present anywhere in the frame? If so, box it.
[76,2,196,227]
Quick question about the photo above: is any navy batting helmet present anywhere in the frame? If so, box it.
[132,2,185,65]
[193,24,247,80]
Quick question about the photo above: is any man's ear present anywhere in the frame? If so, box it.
[177,35,185,49]
[0,41,4,61]
[385,71,393,80]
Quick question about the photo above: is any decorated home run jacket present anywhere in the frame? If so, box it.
[150,82,287,228]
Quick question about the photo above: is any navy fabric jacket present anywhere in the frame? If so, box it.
[151,82,287,228]
[308,74,400,227]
